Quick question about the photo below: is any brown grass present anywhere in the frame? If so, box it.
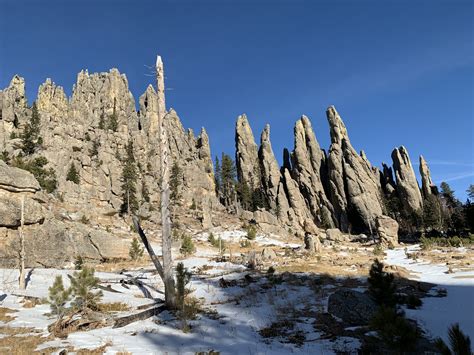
[0,326,54,355]
[95,259,150,272]
[96,302,131,313]
[0,308,16,323]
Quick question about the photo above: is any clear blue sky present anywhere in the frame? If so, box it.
[1,0,473,199]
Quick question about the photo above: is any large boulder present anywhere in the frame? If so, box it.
[0,194,44,227]
[0,161,41,193]
[328,289,378,325]
[376,216,399,247]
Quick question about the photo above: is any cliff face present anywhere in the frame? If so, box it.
[235,106,431,237]
[0,62,217,267]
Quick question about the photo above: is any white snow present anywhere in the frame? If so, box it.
[385,245,474,343]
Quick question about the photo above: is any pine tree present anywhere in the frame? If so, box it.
[251,187,266,211]
[21,102,42,155]
[98,112,105,129]
[69,266,103,312]
[141,180,150,203]
[441,182,457,208]
[66,162,80,184]
[120,140,138,215]
[170,161,183,203]
[214,156,221,196]
[48,275,71,319]
[435,323,472,355]
[220,153,236,206]
[108,98,118,132]
[180,235,195,256]
[423,194,442,231]
[368,259,396,307]
[176,262,191,310]
[129,237,144,261]
[237,180,252,210]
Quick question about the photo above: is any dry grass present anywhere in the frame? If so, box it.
[95,259,150,272]
[0,326,54,355]
[96,302,131,313]
[0,308,16,323]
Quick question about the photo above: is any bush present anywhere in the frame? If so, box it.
[66,162,80,184]
[435,323,472,355]
[246,225,257,240]
[368,259,396,307]
[370,306,420,352]
[69,266,103,312]
[373,244,384,256]
[208,233,225,250]
[13,156,57,193]
[48,276,71,320]
[176,262,191,310]
[74,256,84,270]
[129,237,144,261]
[180,235,195,256]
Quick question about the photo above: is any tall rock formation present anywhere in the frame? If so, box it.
[326,106,385,233]
[235,114,261,189]
[391,146,423,214]
[291,115,334,227]
[419,155,435,198]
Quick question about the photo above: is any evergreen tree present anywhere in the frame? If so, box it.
[435,323,472,355]
[423,194,442,231]
[441,182,458,209]
[170,161,183,203]
[180,235,195,256]
[98,112,105,129]
[252,187,266,210]
[237,180,252,210]
[66,162,80,184]
[120,140,138,215]
[368,259,396,307]
[176,262,191,310]
[13,156,57,193]
[108,98,118,132]
[141,180,150,203]
[220,153,236,206]
[129,237,144,261]
[69,266,103,312]
[468,185,474,200]
[214,155,221,196]
[48,275,71,319]
[21,102,42,155]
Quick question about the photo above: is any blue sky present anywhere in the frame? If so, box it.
[1,0,473,199]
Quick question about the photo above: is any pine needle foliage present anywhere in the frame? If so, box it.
[368,259,396,307]
[435,323,472,355]
[48,275,71,320]
[180,235,195,256]
[21,102,42,155]
[170,161,183,203]
[176,262,191,310]
[129,237,144,261]
[69,266,103,312]
[66,162,80,184]
[120,140,138,215]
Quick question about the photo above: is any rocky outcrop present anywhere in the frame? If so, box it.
[381,162,396,195]
[36,79,69,123]
[376,215,399,247]
[392,146,423,214]
[419,155,435,198]
[0,161,40,192]
[235,114,261,189]
[328,289,378,325]
[326,106,385,233]
[291,116,334,228]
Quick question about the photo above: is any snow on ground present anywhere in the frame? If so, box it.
[0,233,359,355]
[385,245,474,343]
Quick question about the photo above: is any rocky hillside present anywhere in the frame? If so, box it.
[0,57,438,266]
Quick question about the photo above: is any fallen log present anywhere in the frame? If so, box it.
[113,305,166,328]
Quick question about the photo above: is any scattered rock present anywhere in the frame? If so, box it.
[327,289,378,326]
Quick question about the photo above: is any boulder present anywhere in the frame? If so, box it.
[0,194,44,227]
[325,228,346,242]
[0,161,41,193]
[376,216,399,247]
[327,289,378,325]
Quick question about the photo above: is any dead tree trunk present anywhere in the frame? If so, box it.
[156,55,176,309]
[19,196,25,290]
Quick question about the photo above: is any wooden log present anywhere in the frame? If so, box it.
[113,305,166,328]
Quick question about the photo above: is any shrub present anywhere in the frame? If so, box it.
[190,198,197,210]
[208,233,225,251]
[435,323,472,355]
[13,156,57,193]
[368,259,396,307]
[176,262,191,310]
[370,306,420,352]
[74,256,84,270]
[180,235,195,256]
[129,237,144,261]
[80,215,90,224]
[373,244,384,256]
[66,162,80,184]
[48,276,71,320]
[246,225,257,240]
[69,266,103,312]
[240,239,251,248]
[0,150,9,163]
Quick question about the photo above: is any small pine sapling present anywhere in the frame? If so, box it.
[69,266,103,312]
[180,235,195,256]
[48,275,71,320]
[368,259,396,307]
[129,237,144,261]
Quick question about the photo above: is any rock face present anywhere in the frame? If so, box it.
[419,155,435,198]
[392,146,423,214]
[326,106,385,233]
[327,289,378,325]
[376,215,399,247]
[235,114,261,189]
[0,59,218,266]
